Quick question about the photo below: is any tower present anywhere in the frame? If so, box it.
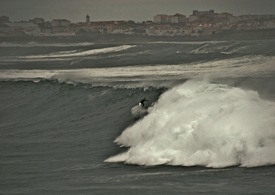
[86,14,90,23]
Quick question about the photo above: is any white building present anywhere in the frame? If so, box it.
[146,26,185,36]
[112,26,134,34]
[189,15,199,22]
[154,14,170,23]
[170,14,187,23]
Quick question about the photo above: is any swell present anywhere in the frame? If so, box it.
[0,41,95,47]
[1,40,275,71]
[20,45,135,59]
[1,54,275,80]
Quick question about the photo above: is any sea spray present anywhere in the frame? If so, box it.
[131,105,148,119]
[105,80,275,168]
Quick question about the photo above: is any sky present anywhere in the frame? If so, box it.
[1,0,275,23]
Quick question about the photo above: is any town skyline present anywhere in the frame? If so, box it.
[1,7,275,38]
[1,0,275,23]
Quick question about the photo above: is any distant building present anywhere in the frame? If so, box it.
[193,10,214,15]
[170,14,187,23]
[189,10,233,22]
[0,16,9,23]
[29,18,45,25]
[144,20,153,24]
[154,14,186,24]
[44,21,52,34]
[154,14,170,23]
[86,15,90,23]
[189,15,199,22]
[112,26,134,34]
[220,12,233,18]
[189,10,215,22]
[3,22,40,35]
[265,20,275,29]
[125,20,135,24]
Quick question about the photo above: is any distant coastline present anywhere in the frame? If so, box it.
[1,29,275,43]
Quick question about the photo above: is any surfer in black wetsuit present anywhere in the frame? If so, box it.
[139,97,148,107]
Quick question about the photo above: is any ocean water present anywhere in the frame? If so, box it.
[1,40,275,194]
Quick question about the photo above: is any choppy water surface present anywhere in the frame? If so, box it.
[1,40,275,194]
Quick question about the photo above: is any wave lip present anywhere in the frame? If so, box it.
[106,80,275,168]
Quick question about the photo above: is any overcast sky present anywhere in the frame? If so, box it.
[1,0,275,23]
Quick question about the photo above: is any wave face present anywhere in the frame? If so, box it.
[106,80,275,168]
[1,54,275,83]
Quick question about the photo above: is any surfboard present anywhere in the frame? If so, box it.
[139,103,143,108]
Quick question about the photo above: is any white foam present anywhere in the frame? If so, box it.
[105,80,275,168]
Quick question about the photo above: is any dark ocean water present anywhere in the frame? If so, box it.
[1,40,275,194]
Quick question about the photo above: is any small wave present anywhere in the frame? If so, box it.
[106,80,275,168]
[0,69,182,89]
[191,41,239,54]
[0,42,94,47]
[221,52,232,55]
[21,45,135,59]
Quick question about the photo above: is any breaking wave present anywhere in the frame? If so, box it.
[106,80,275,168]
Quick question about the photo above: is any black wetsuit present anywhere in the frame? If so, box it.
[140,98,148,107]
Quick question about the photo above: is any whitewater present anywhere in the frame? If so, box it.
[1,39,275,194]
[106,80,275,167]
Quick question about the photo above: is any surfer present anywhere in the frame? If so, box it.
[139,97,148,108]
